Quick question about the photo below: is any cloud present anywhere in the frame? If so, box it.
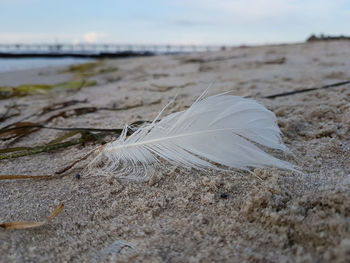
[83,32,98,43]
[73,31,108,44]
[79,32,108,43]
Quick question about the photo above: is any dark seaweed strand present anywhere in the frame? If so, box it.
[264,80,350,99]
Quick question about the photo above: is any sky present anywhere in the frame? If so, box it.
[0,0,349,45]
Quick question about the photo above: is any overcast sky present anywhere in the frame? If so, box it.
[1,0,349,45]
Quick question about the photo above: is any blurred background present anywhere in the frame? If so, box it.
[1,0,349,44]
[0,0,349,71]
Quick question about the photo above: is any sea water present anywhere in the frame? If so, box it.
[0,57,94,73]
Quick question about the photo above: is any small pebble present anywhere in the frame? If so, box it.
[220,193,228,199]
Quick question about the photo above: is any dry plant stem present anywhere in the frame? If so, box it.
[55,145,105,175]
[264,80,350,98]
[0,174,52,180]
[1,124,124,134]
[0,146,104,180]
[0,204,64,229]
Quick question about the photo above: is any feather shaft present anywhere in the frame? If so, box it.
[105,127,260,151]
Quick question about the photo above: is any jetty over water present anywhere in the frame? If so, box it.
[0,44,223,58]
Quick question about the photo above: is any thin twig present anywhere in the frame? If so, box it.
[264,80,350,99]
[55,145,104,175]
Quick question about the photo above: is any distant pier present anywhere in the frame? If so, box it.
[0,44,223,58]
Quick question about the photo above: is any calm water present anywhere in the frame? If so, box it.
[0,57,94,73]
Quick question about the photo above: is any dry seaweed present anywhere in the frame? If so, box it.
[47,130,81,145]
[0,122,40,141]
[0,122,146,160]
[149,83,195,92]
[0,127,110,160]
[96,66,119,75]
[264,80,350,99]
[0,104,21,122]
[61,61,118,78]
[0,99,88,132]
[52,80,96,90]
[0,138,84,160]
[0,98,153,143]
[0,123,124,137]
[63,61,100,75]
[39,99,88,116]
[1,107,96,142]
[0,80,96,100]
[181,54,246,64]
[260,57,286,65]
[0,84,51,99]
[0,121,146,179]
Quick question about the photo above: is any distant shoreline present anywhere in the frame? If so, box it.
[0,51,156,59]
[0,44,221,59]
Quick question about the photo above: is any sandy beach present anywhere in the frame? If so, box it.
[0,41,349,262]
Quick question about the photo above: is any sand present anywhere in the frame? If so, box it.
[0,41,349,262]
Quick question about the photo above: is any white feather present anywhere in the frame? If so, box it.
[96,93,297,178]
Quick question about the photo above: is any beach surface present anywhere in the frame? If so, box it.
[0,41,349,262]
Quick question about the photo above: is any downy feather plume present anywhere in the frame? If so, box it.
[92,92,296,178]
